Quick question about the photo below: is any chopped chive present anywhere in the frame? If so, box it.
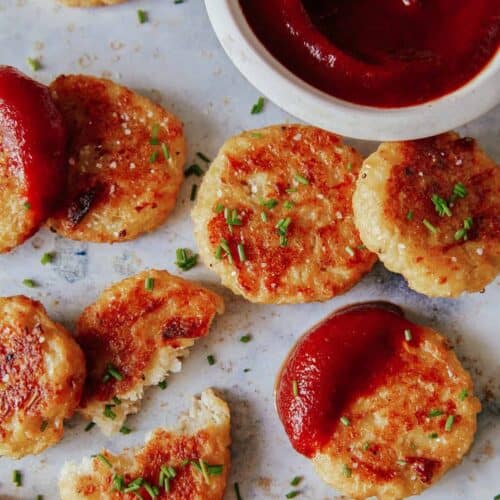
[219,238,233,263]
[340,416,350,427]
[199,459,210,483]
[37,496,44,500]
[286,187,298,193]
[396,459,407,466]
[261,212,268,222]
[234,482,243,500]
[286,491,300,499]
[124,477,144,493]
[261,198,278,209]
[294,174,309,185]
[174,0,184,3]
[494,495,500,500]
[119,425,132,434]
[137,9,148,23]
[251,96,265,114]
[106,364,123,381]
[150,125,159,144]
[423,219,438,234]
[207,464,223,475]
[161,143,170,161]
[431,194,452,217]
[240,335,251,343]
[144,482,159,498]
[112,474,125,492]
[24,201,31,210]
[452,182,467,199]
[40,420,48,432]
[145,277,155,291]
[342,464,352,478]
[347,162,353,171]
[184,164,204,177]
[215,203,224,213]
[458,388,468,401]
[214,245,223,260]
[406,210,414,221]
[97,453,112,468]
[345,246,354,257]
[428,432,438,439]
[22,278,36,288]
[13,470,22,487]
[190,184,198,201]
[112,396,122,405]
[290,476,302,486]
[445,415,455,432]
[279,234,288,247]
[429,409,443,417]
[149,151,158,163]
[284,200,294,209]
[404,329,412,341]
[175,248,198,271]
[41,252,54,265]
[454,228,467,240]
[158,380,167,390]
[363,442,371,451]
[237,243,246,262]
[84,422,96,432]
[103,404,116,420]
[292,380,299,398]
[463,217,473,230]
[196,152,211,163]
[27,57,41,71]
[207,355,215,366]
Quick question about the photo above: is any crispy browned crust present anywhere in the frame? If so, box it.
[0,296,86,458]
[47,75,186,243]
[192,125,377,304]
[76,270,224,428]
[313,324,481,499]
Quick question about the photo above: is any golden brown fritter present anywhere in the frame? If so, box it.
[353,132,499,297]
[47,75,186,243]
[192,125,377,304]
[59,389,231,500]
[0,296,85,459]
[76,270,224,435]
[312,321,480,500]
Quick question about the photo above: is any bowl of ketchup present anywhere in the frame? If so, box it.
[205,0,500,140]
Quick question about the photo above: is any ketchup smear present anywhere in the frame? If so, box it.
[240,0,500,107]
[275,302,423,457]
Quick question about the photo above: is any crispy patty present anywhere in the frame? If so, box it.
[0,296,85,458]
[59,389,231,500]
[47,75,186,243]
[353,132,500,297]
[312,322,480,500]
[76,270,224,435]
[192,125,377,304]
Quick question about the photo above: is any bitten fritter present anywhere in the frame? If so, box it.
[312,322,480,500]
[0,296,85,459]
[192,125,377,304]
[59,389,231,500]
[47,75,186,243]
[76,270,224,435]
[353,132,500,297]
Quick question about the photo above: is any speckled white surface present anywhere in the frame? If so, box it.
[0,1,498,499]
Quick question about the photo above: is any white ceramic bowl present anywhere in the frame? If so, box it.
[205,0,500,141]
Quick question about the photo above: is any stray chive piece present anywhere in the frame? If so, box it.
[124,477,144,493]
[196,152,211,163]
[345,246,355,257]
[119,425,132,434]
[37,496,44,500]
[214,203,225,213]
[174,0,185,3]
[27,57,41,71]
[41,252,54,265]
[454,217,473,241]
[144,482,159,498]
[137,9,148,23]
[190,184,198,201]
[185,163,204,177]
[363,442,371,451]
[406,210,414,221]
[237,243,246,262]
[340,416,350,427]
[284,200,294,209]
[429,409,443,418]
[150,123,160,145]
[423,219,438,234]
[84,422,96,432]
[404,329,412,341]
[13,469,22,487]
[224,208,243,233]
[234,482,243,500]
[40,420,48,432]
[158,380,168,390]
[347,162,353,171]
[452,182,467,199]
[216,238,233,263]
[342,464,352,478]
[24,201,31,210]
[286,187,298,194]
[243,368,251,372]
[240,335,251,343]
[428,432,439,439]
[494,495,500,500]
[292,380,299,399]
[161,143,170,161]
[145,276,155,291]
[103,363,123,382]
[276,217,292,247]
[104,404,117,420]
[290,476,303,487]
[207,354,215,366]
[294,174,309,185]
[175,248,198,271]
[149,150,158,163]
[445,415,455,432]
[261,212,268,222]
[22,278,36,288]
[97,453,112,468]
[112,474,125,492]
[459,388,469,401]
[431,194,452,217]
[251,96,265,114]
[112,396,122,406]
[261,198,278,209]
[286,491,301,499]
[396,459,407,466]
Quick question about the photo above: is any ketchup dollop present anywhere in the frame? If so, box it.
[240,0,500,107]
[275,303,422,457]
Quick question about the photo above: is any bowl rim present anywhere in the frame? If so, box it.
[205,0,500,141]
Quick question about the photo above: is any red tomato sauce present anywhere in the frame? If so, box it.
[275,302,423,457]
[240,0,500,107]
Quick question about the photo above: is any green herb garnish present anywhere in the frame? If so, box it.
[103,404,116,420]
[237,243,246,262]
[190,184,198,201]
[97,453,112,468]
[445,415,455,432]
[286,491,300,498]
[41,252,54,265]
[22,278,36,288]
[184,164,204,177]
[137,9,148,23]
[429,409,443,417]
[290,476,302,486]
[240,335,251,343]
[340,416,350,427]
[404,329,412,341]
[145,277,155,291]
[294,174,309,185]
[207,355,215,366]
[13,470,22,487]
[175,248,198,271]
[84,422,96,432]
[251,97,265,114]
[27,58,41,71]
[458,388,468,401]
[431,194,452,217]
[196,152,211,163]
[423,219,438,234]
